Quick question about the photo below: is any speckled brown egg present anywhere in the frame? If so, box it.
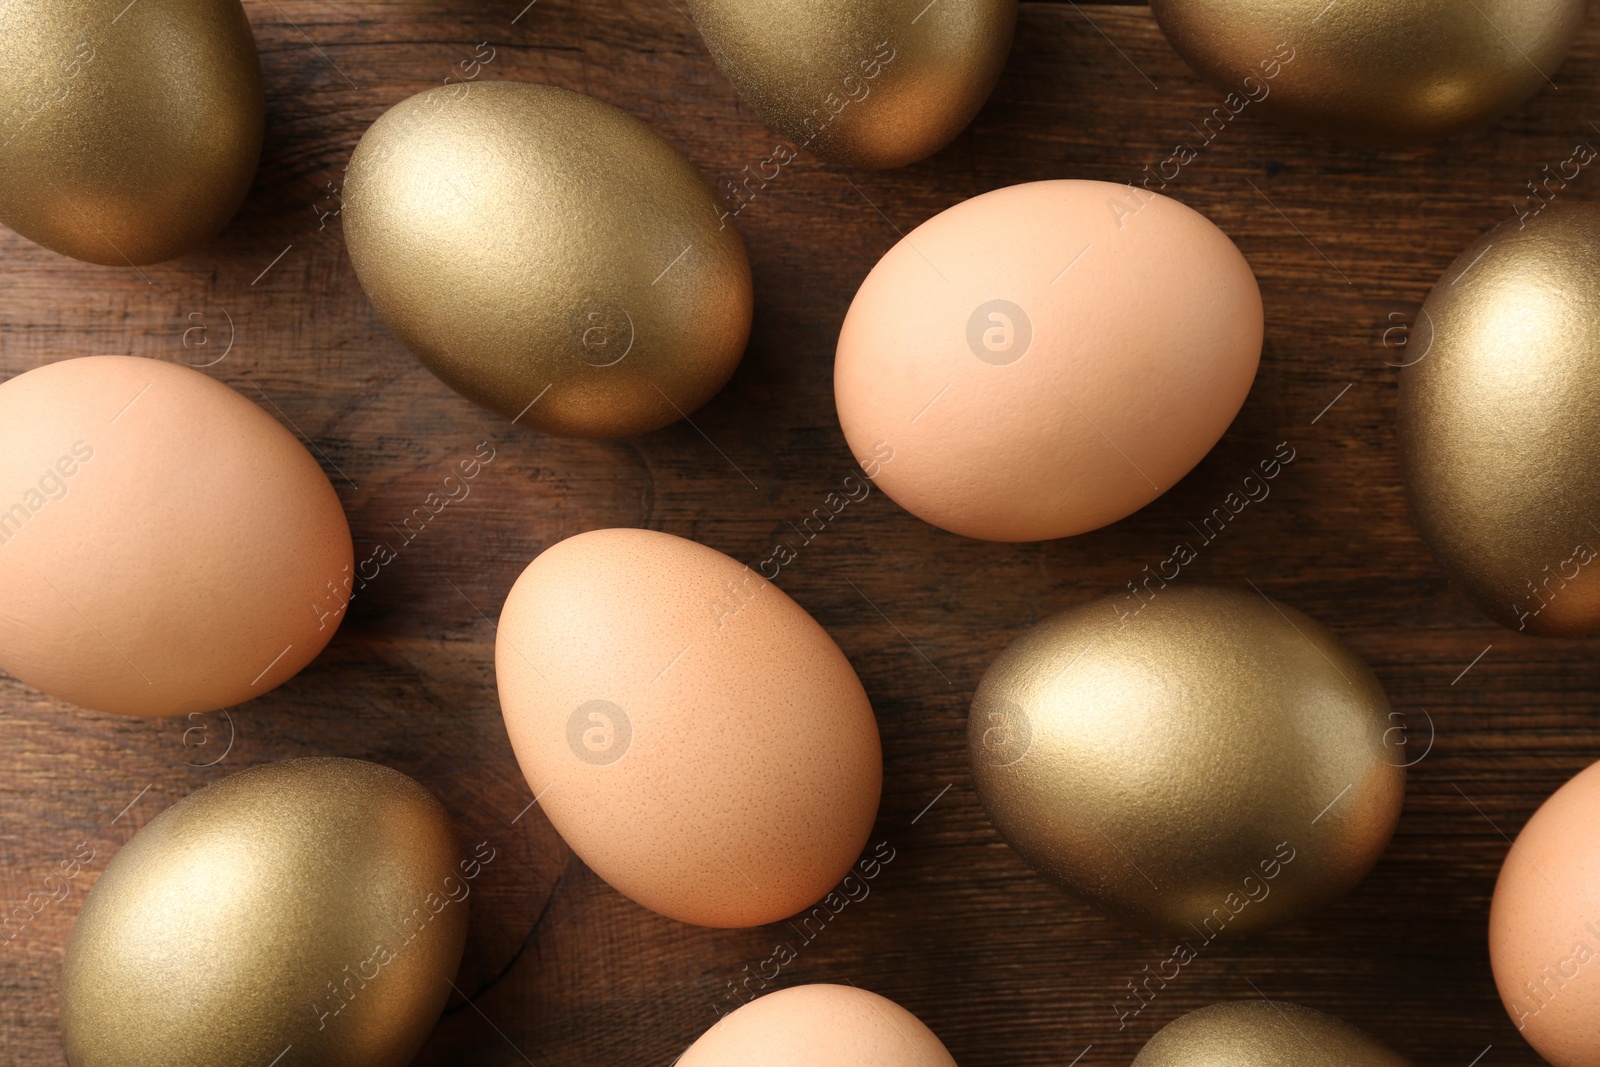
[679,984,958,1067]
[0,356,353,716]
[495,528,882,927]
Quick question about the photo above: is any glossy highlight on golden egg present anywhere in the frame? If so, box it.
[60,758,473,1067]
[0,356,353,717]
[496,528,882,928]
[0,0,263,264]
[1150,0,1586,143]
[1399,203,1600,637]
[1133,1001,1412,1067]
[969,585,1403,937]
[343,81,753,438]
[687,0,1017,169]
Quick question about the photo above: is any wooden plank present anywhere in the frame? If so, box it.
[3,1,1597,1063]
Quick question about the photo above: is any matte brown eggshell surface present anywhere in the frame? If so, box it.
[0,356,353,716]
[495,528,882,927]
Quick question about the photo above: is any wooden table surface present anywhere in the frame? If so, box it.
[3,1,1598,1063]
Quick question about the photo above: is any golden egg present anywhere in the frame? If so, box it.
[343,82,753,438]
[687,0,1017,169]
[969,585,1404,937]
[1149,0,1585,143]
[1399,204,1600,636]
[62,758,474,1067]
[1134,1001,1412,1067]
[0,0,263,264]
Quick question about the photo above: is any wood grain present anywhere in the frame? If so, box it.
[4,1,1599,1064]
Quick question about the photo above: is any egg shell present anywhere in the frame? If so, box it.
[0,0,263,264]
[1150,0,1585,144]
[1133,1001,1411,1067]
[0,356,353,716]
[1490,760,1600,1066]
[969,585,1404,936]
[342,81,753,438]
[1399,203,1600,636]
[495,528,882,927]
[686,0,1017,169]
[678,983,958,1067]
[834,179,1261,542]
[61,758,469,1067]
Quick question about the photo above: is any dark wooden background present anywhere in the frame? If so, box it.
[3,1,1597,1063]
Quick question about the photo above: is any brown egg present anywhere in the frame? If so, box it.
[835,180,1261,542]
[1490,760,1600,1067]
[495,528,881,927]
[61,758,471,1067]
[0,0,263,264]
[969,585,1404,937]
[1134,1001,1411,1067]
[0,356,353,716]
[679,984,958,1067]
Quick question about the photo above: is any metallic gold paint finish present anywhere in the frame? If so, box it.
[0,0,263,265]
[60,759,468,1067]
[1399,204,1600,637]
[968,586,1403,937]
[343,82,753,439]
[686,0,1017,169]
[1134,1001,1413,1067]
[1149,0,1585,143]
